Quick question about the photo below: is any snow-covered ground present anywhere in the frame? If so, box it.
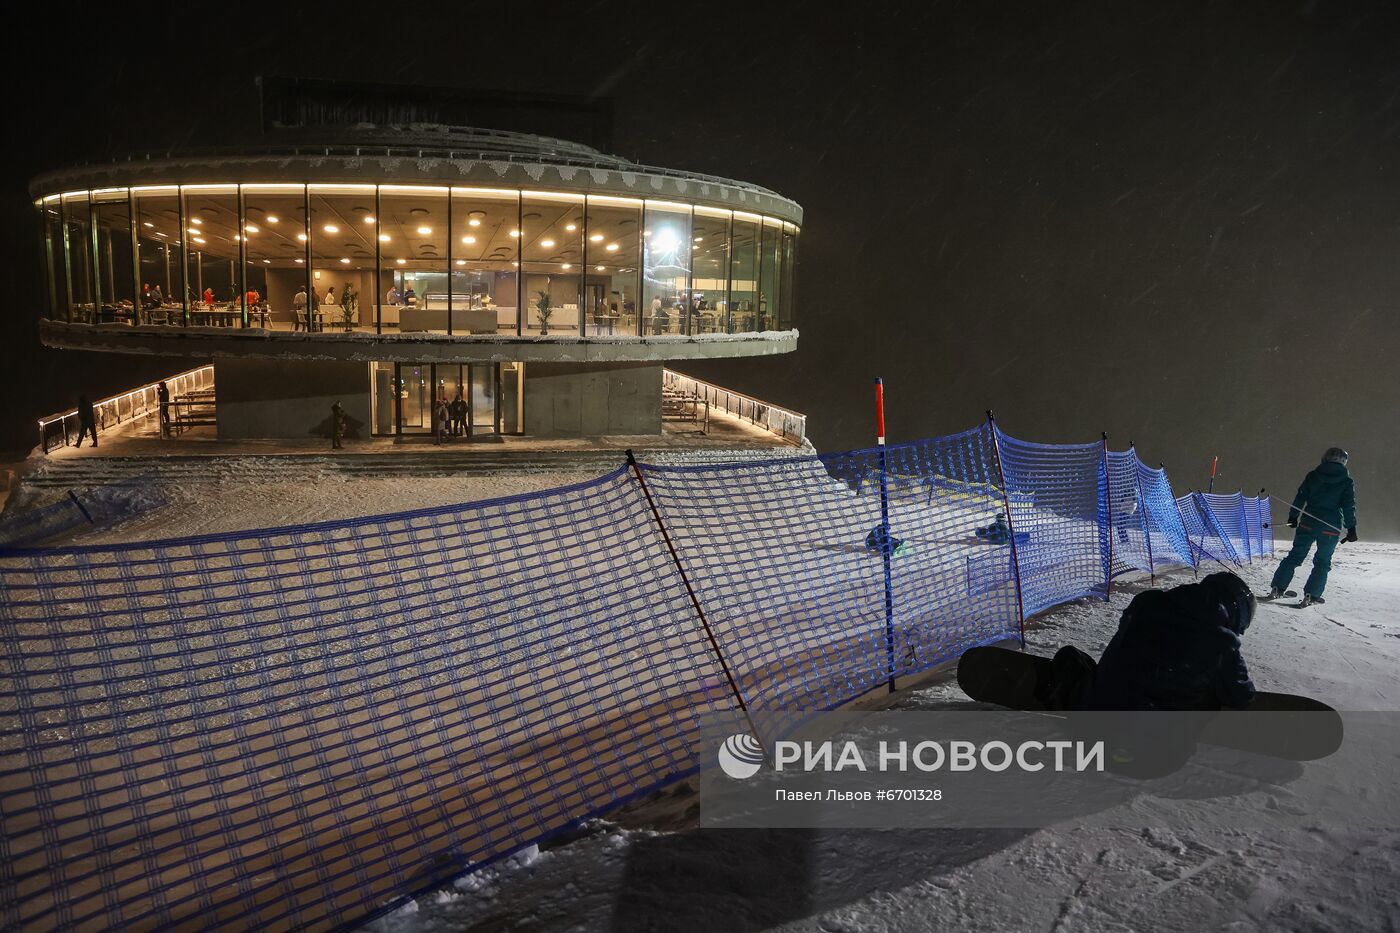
[364,543,1400,933]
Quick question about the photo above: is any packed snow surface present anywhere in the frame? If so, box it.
[362,543,1400,933]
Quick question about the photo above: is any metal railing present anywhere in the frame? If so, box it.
[662,369,806,444]
[37,365,214,453]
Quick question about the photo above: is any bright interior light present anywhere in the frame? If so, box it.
[364,215,376,224]
[694,237,703,242]
[245,224,259,233]
[323,224,339,233]
[565,224,577,232]
[192,237,206,245]
[605,243,619,252]
[262,259,271,264]
[561,263,572,269]
[339,258,351,264]
[541,239,555,248]
[468,218,481,227]
[653,229,680,252]
[142,221,154,228]
[379,234,390,242]
[187,227,200,235]
[455,259,466,266]
[266,215,279,224]
[190,218,202,225]
[509,229,520,238]
[589,233,604,242]
[417,226,432,235]
[297,233,308,241]
[595,265,605,271]
[294,258,304,264]
[461,235,476,245]
[396,258,406,265]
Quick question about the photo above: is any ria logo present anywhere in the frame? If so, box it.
[717,733,765,779]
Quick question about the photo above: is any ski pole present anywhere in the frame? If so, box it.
[1287,505,1346,535]
[1207,456,1218,494]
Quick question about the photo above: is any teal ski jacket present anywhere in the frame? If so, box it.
[1287,461,1356,534]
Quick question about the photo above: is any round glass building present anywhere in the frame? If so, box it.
[30,126,802,439]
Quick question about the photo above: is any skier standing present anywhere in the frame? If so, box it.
[1268,448,1357,606]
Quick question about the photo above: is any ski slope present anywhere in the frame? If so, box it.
[363,542,1400,933]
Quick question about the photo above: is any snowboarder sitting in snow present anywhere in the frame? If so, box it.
[1043,571,1256,712]
[865,523,905,557]
[1268,447,1357,607]
[975,512,1011,545]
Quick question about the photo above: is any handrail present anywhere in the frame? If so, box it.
[38,365,214,453]
[662,368,806,444]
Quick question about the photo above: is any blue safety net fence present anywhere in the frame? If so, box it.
[0,424,1273,932]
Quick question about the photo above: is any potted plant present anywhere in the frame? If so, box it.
[535,290,553,336]
[341,285,358,332]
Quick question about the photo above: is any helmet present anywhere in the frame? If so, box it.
[1201,571,1256,634]
[1322,447,1349,465]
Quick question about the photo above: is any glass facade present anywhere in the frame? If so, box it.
[35,184,797,336]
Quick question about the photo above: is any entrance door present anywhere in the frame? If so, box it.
[398,364,431,434]
[469,363,497,434]
[383,362,504,438]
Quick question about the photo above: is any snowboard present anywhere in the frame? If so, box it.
[957,645,1343,763]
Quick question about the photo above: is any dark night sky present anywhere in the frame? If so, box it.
[3,2,1398,536]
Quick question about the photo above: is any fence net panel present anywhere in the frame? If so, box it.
[994,431,1107,616]
[0,468,732,932]
[0,430,1276,932]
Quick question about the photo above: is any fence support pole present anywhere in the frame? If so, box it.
[875,378,896,693]
[1101,432,1113,600]
[625,450,759,741]
[1259,488,1270,559]
[987,410,1027,648]
[1130,445,1156,585]
[1237,493,1252,563]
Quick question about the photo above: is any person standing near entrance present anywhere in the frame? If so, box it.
[157,381,171,439]
[330,401,346,450]
[1268,448,1357,607]
[450,394,468,437]
[433,396,451,445]
[73,395,98,448]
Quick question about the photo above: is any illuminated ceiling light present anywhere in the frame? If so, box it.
[643,230,652,237]
[511,261,519,267]
[244,224,259,234]
[233,235,242,241]
[142,221,154,228]
[363,215,376,224]
[294,258,304,264]
[266,215,279,224]
[461,235,476,245]
[396,258,406,265]
[339,257,351,264]
[605,243,619,252]
[455,259,466,266]
[417,226,432,235]
[468,218,481,227]
[694,237,703,242]
[561,263,572,270]
[154,232,167,238]
[297,233,308,242]
[379,234,391,242]
[588,233,604,242]
[323,224,339,233]
[187,227,200,235]
[565,223,577,232]
[262,259,271,264]
[541,239,555,248]
[509,229,521,238]
[595,265,605,271]
[192,237,206,244]
[189,218,202,225]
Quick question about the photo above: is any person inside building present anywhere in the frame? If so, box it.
[386,283,401,306]
[157,381,171,439]
[1269,448,1357,606]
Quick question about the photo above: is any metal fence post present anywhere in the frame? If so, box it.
[875,378,896,692]
[1130,445,1156,584]
[987,410,1027,648]
[1101,432,1113,600]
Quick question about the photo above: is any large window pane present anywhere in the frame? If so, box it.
[133,187,184,324]
[642,202,691,335]
[780,223,798,330]
[93,190,135,322]
[583,196,641,336]
[242,185,307,331]
[729,212,760,334]
[63,193,94,323]
[450,188,520,334]
[521,192,584,335]
[41,198,66,320]
[183,186,240,327]
[759,217,783,332]
[378,186,449,333]
[690,207,731,335]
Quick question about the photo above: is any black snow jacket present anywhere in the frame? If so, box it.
[1086,582,1255,711]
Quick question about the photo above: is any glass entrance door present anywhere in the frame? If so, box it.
[469,364,497,434]
[383,362,505,437]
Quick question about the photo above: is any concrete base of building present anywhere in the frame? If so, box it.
[216,359,371,441]
[523,362,661,437]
